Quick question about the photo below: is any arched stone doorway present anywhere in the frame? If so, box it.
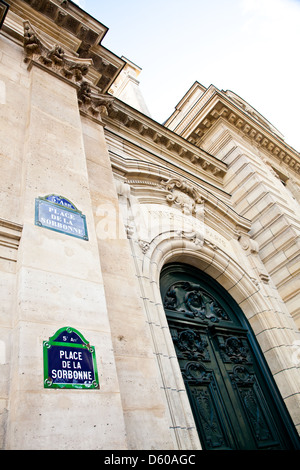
[160,263,300,450]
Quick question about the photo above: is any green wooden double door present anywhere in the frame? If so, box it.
[160,264,300,450]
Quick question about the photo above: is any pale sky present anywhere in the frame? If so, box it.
[73,0,300,152]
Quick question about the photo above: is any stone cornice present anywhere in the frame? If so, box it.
[0,0,9,28]
[23,20,92,83]
[22,20,114,123]
[103,98,228,182]
[176,88,300,176]
[5,0,125,92]
[18,0,108,42]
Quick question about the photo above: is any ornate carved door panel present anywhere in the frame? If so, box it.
[161,264,300,450]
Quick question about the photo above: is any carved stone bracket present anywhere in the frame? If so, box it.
[238,233,259,253]
[23,20,92,83]
[138,239,150,253]
[23,21,114,122]
[77,80,114,123]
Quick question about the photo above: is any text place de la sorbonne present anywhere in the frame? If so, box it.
[0,0,300,451]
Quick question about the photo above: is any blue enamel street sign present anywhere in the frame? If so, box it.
[43,327,99,389]
[35,195,88,240]
[44,194,77,210]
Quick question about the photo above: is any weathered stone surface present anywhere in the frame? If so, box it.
[0,0,299,450]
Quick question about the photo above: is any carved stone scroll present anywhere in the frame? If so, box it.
[23,21,92,84]
[161,177,204,216]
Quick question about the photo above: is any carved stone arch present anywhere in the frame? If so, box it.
[145,235,265,326]
[158,261,300,449]
[113,158,251,245]
[134,234,300,448]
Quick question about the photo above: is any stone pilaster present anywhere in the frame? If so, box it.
[81,112,175,449]
[5,22,126,450]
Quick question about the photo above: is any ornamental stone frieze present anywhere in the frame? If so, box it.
[23,21,114,122]
[138,229,204,255]
[112,160,251,242]
[116,176,206,253]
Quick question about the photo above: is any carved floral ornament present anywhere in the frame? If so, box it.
[160,178,205,217]
[117,177,206,252]
[23,21,114,121]
[164,281,230,323]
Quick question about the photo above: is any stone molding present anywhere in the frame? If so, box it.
[21,0,106,44]
[104,101,227,180]
[185,95,300,176]
[113,157,251,237]
[0,218,22,262]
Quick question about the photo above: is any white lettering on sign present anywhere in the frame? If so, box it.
[40,219,84,235]
[51,369,93,381]
[50,347,93,383]
[36,199,87,239]
[59,350,83,361]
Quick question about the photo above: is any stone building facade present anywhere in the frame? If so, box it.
[0,0,299,450]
